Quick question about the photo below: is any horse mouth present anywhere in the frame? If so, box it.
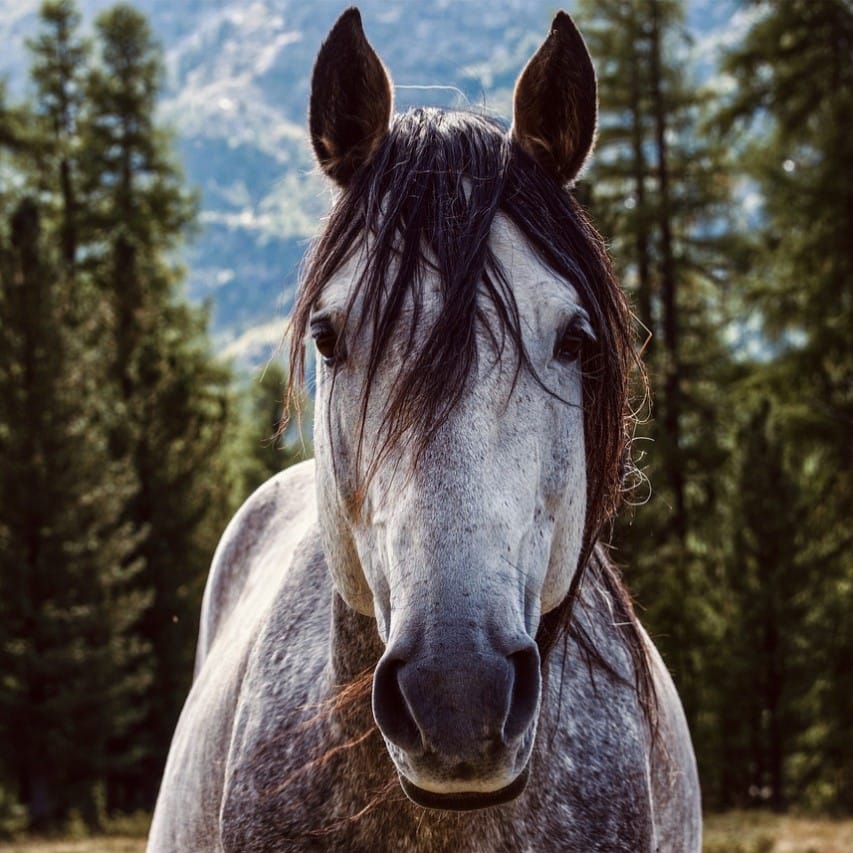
[398,764,530,811]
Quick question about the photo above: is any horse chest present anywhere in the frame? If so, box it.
[221,725,656,853]
[219,628,658,853]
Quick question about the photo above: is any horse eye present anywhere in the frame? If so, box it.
[554,324,585,363]
[311,322,342,366]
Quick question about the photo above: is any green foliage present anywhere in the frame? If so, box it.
[80,5,196,254]
[577,0,742,785]
[713,401,805,810]
[0,0,301,828]
[239,361,308,498]
[714,0,853,813]
[579,0,851,815]
[0,785,28,838]
[25,0,89,270]
[720,0,853,445]
[73,3,234,810]
[0,199,149,829]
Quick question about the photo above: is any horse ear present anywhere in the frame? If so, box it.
[309,7,393,186]
[511,11,597,185]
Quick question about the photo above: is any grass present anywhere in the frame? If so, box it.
[1,812,852,851]
[703,811,853,853]
[0,811,148,853]
[0,841,144,853]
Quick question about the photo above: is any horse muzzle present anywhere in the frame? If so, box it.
[372,636,541,809]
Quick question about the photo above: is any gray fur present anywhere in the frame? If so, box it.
[148,463,700,851]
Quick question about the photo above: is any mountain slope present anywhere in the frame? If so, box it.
[0,0,735,362]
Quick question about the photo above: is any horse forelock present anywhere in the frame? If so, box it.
[288,106,655,722]
[296,110,519,476]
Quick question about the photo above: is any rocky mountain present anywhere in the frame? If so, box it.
[0,0,738,363]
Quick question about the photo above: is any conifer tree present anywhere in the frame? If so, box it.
[576,0,742,783]
[0,83,29,210]
[720,0,853,811]
[240,362,306,498]
[715,401,804,811]
[26,0,89,272]
[76,5,238,808]
[0,0,270,818]
[0,199,149,828]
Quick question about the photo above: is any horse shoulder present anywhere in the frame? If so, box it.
[538,575,701,852]
[194,459,318,677]
[641,627,703,852]
[148,461,320,853]
[580,560,701,851]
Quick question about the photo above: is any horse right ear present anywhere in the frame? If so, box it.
[310,7,392,186]
[511,11,597,185]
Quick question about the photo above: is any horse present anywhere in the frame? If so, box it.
[147,8,701,851]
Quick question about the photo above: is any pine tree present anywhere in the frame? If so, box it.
[576,0,743,794]
[0,83,29,212]
[240,362,306,499]
[77,5,239,808]
[720,0,853,812]
[0,198,150,828]
[26,0,89,272]
[715,401,803,811]
[0,0,263,819]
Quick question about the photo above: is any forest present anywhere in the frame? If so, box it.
[0,0,850,836]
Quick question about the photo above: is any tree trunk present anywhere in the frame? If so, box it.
[649,0,686,546]
[628,15,653,345]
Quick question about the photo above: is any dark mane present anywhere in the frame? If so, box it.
[288,107,654,721]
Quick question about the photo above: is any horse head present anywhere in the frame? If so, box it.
[292,7,632,811]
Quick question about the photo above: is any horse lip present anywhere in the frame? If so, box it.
[398,764,530,811]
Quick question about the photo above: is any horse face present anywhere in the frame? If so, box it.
[309,214,590,806]
[313,213,589,619]
[307,8,598,809]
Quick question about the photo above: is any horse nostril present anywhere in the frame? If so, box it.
[503,644,541,743]
[372,656,422,753]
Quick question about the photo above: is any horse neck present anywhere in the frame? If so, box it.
[328,591,384,734]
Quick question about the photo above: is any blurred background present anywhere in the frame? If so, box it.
[0,0,850,845]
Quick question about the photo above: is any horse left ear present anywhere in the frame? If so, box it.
[310,7,393,186]
[511,11,597,185]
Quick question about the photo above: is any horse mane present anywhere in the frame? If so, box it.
[288,107,655,723]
